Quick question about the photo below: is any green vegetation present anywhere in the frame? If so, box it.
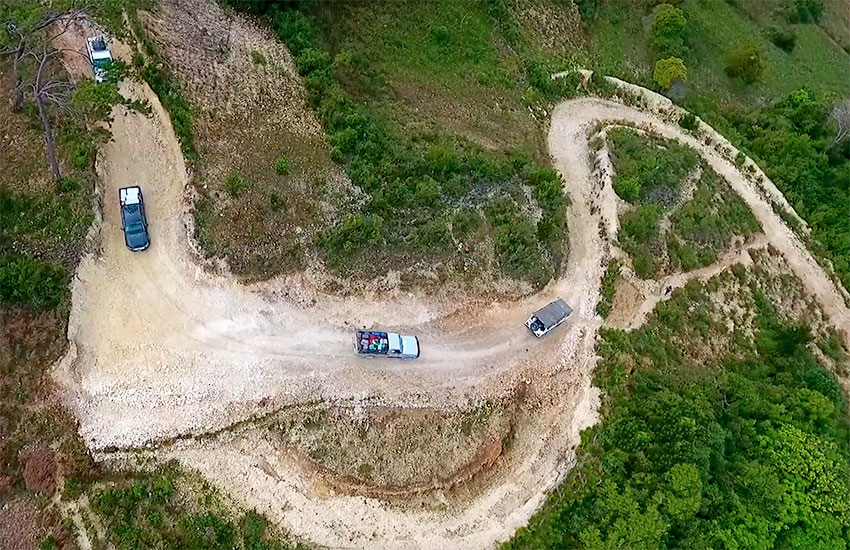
[274,156,289,175]
[128,9,197,163]
[85,467,301,550]
[596,259,621,318]
[0,256,67,311]
[651,4,687,57]
[222,1,570,287]
[726,39,766,84]
[225,172,251,197]
[653,57,688,90]
[584,0,847,106]
[727,88,850,291]
[251,50,267,65]
[609,128,699,205]
[506,262,850,549]
[608,128,759,279]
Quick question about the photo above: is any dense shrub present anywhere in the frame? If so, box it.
[131,10,196,162]
[781,0,824,23]
[678,112,699,131]
[607,128,699,203]
[90,468,297,550]
[613,175,641,202]
[217,4,568,286]
[596,258,621,318]
[725,39,765,84]
[727,88,850,291]
[651,4,687,57]
[505,277,850,549]
[0,256,68,310]
[653,57,687,90]
[486,197,550,284]
[767,24,797,53]
[316,214,383,265]
[574,0,599,21]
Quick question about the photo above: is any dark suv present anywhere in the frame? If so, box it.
[119,186,150,251]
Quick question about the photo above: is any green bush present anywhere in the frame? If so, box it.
[219,4,566,284]
[89,467,297,550]
[651,4,687,57]
[781,0,824,23]
[425,145,459,176]
[727,88,850,291]
[316,213,383,263]
[607,128,698,203]
[250,50,267,64]
[140,62,196,161]
[613,175,641,202]
[430,24,450,45]
[274,156,289,175]
[506,279,850,550]
[486,196,550,285]
[678,112,699,131]
[725,39,765,84]
[596,258,621,318]
[225,173,250,197]
[653,57,688,90]
[621,204,662,244]
[0,256,68,310]
[417,220,451,250]
[767,25,796,53]
[452,209,481,238]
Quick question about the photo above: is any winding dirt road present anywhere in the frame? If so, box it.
[53,75,850,549]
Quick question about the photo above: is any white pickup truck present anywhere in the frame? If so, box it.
[355,330,420,359]
[86,35,113,83]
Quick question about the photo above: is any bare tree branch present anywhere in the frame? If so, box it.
[831,100,850,148]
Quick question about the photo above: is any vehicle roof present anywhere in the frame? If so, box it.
[533,298,572,327]
[120,186,141,205]
[400,335,419,356]
[388,332,401,350]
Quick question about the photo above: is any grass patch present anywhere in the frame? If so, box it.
[596,258,621,318]
[609,129,759,279]
[608,128,699,206]
[0,256,68,311]
[223,2,570,289]
[88,466,301,550]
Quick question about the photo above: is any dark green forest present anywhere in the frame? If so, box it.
[506,266,850,549]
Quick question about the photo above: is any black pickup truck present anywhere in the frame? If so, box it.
[119,186,150,252]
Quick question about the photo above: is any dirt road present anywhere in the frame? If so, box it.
[54,74,850,549]
[53,79,600,450]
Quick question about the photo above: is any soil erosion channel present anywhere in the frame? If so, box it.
[54,77,850,549]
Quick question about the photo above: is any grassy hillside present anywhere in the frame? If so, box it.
[223,0,575,293]
[580,0,848,109]
[312,0,536,155]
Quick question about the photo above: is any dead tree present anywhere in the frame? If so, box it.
[2,10,85,111]
[29,45,75,181]
[831,100,850,148]
[1,9,89,182]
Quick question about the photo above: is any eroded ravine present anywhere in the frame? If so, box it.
[55,74,850,549]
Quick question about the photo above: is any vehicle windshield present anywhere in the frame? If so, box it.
[127,222,144,235]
